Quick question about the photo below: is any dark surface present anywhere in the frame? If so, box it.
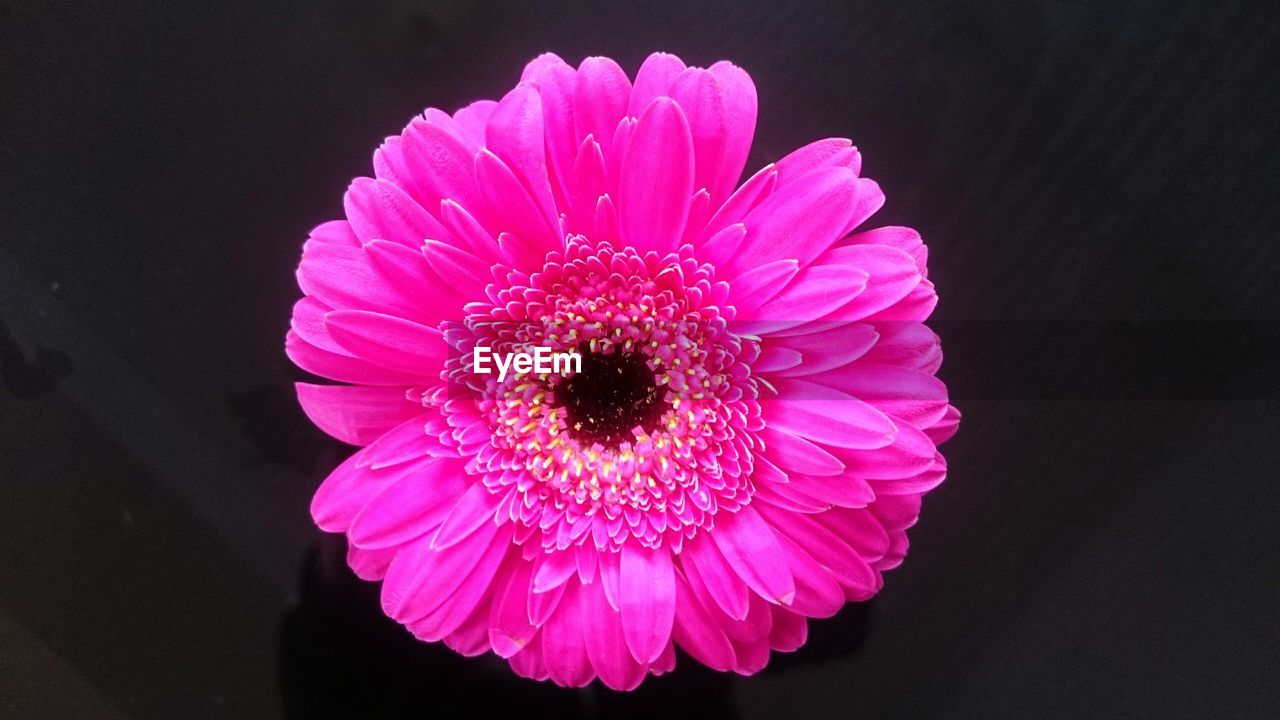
[2,1,1278,718]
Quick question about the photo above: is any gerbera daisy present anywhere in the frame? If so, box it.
[287,51,959,690]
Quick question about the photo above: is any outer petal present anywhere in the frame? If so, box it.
[618,97,695,254]
[619,543,677,663]
[295,383,423,446]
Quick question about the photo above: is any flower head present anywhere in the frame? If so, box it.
[288,52,958,690]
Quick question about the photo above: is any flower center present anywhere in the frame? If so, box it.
[435,237,764,551]
[559,350,663,446]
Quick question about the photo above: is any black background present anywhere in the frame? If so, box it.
[2,1,1278,718]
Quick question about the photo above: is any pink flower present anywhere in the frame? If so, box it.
[287,51,959,690]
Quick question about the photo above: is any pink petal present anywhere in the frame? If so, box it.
[431,482,503,550]
[297,241,434,321]
[380,514,500,621]
[728,259,799,312]
[925,404,961,444]
[735,265,870,335]
[846,225,927,272]
[533,549,579,593]
[451,99,496,146]
[295,383,423,446]
[409,526,512,639]
[362,240,463,321]
[770,532,844,618]
[705,61,758,205]
[344,177,447,250]
[816,244,921,320]
[783,472,875,508]
[619,543,676,663]
[859,321,942,373]
[756,504,877,593]
[766,378,897,450]
[723,167,859,276]
[541,582,594,687]
[767,322,879,377]
[488,557,537,658]
[581,580,647,691]
[699,164,777,246]
[574,56,630,149]
[805,363,949,429]
[520,53,578,210]
[618,97,695,254]
[711,506,796,605]
[360,415,438,469]
[399,117,482,213]
[568,135,608,233]
[324,310,445,376]
[768,607,808,652]
[671,572,737,671]
[347,456,468,549]
[628,52,687,116]
[484,84,558,228]
[681,534,750,620]
[473,149,559,254]
[836,420,936,479]
[347,542,396,581]
[773,138,860,185]
[759,425,846,476]
[286,330,426,387]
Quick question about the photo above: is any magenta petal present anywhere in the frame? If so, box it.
[629,52,687,114]
[926,404,962,444]
[485,84,558,226]
[816,244,921,320]
[347,457,468,549]
[347,542,396,581]
[310,448,381,532]
[541,582,594,687]
[773,138,858,185]
[724,167,858,275]
[324,309,445,376]
[380,515,500,621]
[757,503,877,592]
[681,534,750,620]
[431,482,503,550]
[619,543,677,663]
[295,383,423,446]
[806,363,949,429]
[400,117,482,213]
[618,97,695,254]
[759,425,846,476]
[582,580,647,691]
[699,164,777,245]
[767,378,897,450]
[710,506,796,605]
[286,330,426,387]
[409,527,512,638]
[769,322,879,377]
[533,549,579,593]
[361,415,438,469]
[520,53,578,209]
[474,149,560,253]
[671,573,737,671]
[344,177,445,249]
[574,56,631,149]
[768,607,808,652]
[770,532,844,618]
[489,557,538,658]
[705,61,757,204]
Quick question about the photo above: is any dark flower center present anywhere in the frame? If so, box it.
[558,351,663,446]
